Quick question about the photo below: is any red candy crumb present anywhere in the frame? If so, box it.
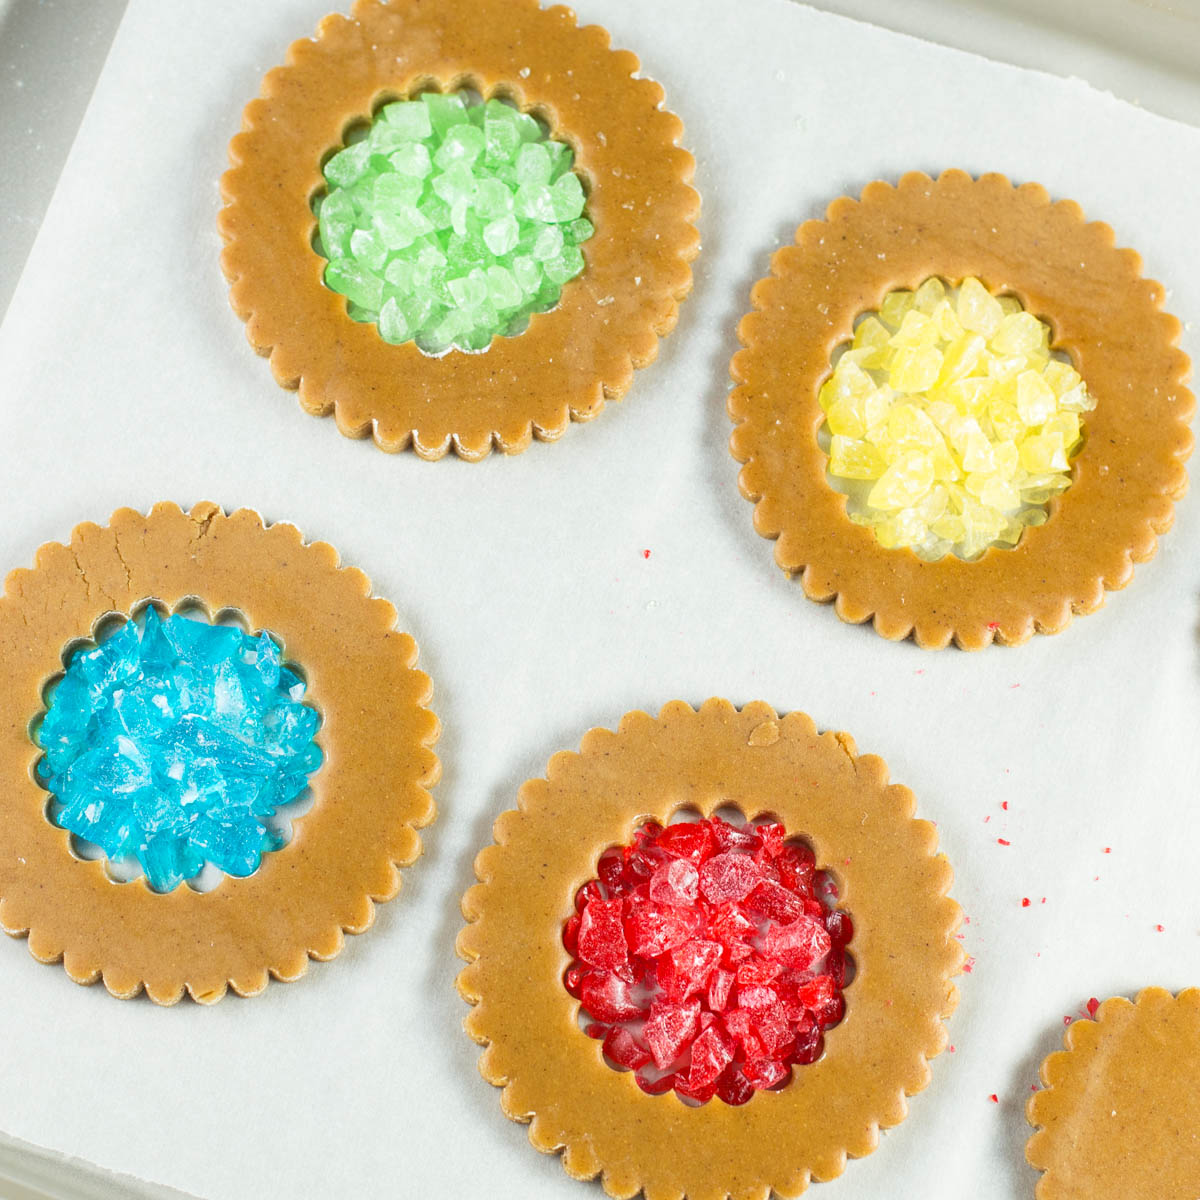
[642,549,651,559]
[1021,898,1031,908]
[989,1094,999,1103]
[997,838,1010,846]
[565,815,851,1105]
[1086,997,1100,1019]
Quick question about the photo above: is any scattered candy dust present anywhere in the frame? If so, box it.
[316,92,592,355]
[821,277,1094,560]
[564,815,851,1105]
[37,610,322,892]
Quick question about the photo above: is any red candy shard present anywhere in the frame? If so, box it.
[603,1025,652,1070]
[744,879,804,923]
[795,974,836,1013]
[707,967,735,1013]
[735,954,783,986]
[574,880,604,912]
[578,898,629,973]
[699,851,762,904]
[765,914,832,970]
[710,903,757,959]
[715,1063,756,1106]
[644,998,701,1070]
[635,1069,677,1095]
[654,821,716,864]
[710,815,761,854]
[624,901,698,957]
[686,1023,735,1089]
[658,938,723,1003]
[562,913,581,954]
[826,909,854,947]
[743,1056,790,1089]
[648,858,700,907]
[775,842,816,891]
[673,1074,719,1104]
[564,815,851,1105]
[755,822,786,860]
[579,970,644,1023]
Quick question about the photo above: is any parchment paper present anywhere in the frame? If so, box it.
[1,1,1198,1196]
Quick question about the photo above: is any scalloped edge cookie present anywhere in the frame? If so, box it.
[730,170,1193,649]
[219,0,700,460]
[457,698,961,1199]
[0,501,440,1004]
[1027,988,1200,1199]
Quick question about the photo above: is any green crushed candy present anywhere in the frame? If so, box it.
[315,93,593,355]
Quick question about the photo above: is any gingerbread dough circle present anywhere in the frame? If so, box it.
[1026,988,1200,1199]
[0,502,440,1004]
[219,0,700,461]
[456,699,962,1199]
[729,170,1193,650]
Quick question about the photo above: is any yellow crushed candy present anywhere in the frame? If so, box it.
[819,277,1095,560]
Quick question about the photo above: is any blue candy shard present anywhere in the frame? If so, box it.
[37,610,323,892]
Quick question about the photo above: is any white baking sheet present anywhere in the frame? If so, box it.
[1,1,1199,1197]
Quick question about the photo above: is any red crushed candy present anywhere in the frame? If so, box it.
[1086,997,1100,1018]
[564,815,851,1105]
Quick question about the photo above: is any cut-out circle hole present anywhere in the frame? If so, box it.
[313,86,594,357]
[562,808,854,1106]
[32,601,323,894]
[819,276,1096,561]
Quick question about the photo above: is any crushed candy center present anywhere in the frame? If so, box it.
[820,277,1095,561]
[36,608,323,893]
[316,91,593,356]
[563,815,852,1105]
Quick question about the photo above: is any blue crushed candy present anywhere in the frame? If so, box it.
[36,609,322,892]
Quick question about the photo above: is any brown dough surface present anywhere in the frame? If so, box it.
[219,0,700,461]
[0,502,439,1004]
[1027,988,1200,1199]
[730,170,1193,649]
[457,699,961,1199]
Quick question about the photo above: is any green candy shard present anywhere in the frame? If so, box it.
[315,91,593,355]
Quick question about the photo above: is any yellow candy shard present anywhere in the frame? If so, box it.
[818,359,873,411]
[821,277,1094,561]
[889,345,943,393]
[854,316,890,352]
[879,290,915,330]
[1019,433,1068,473]
[937,333,986,385]
[913,277,946,314]
[829,436,885,479]
[931,299,965,342]
[1016,370,1057,425]
[956,277,1004,337]
[1043,360,1081,397]
[990,311,1046,358]
[866,449,934,511]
